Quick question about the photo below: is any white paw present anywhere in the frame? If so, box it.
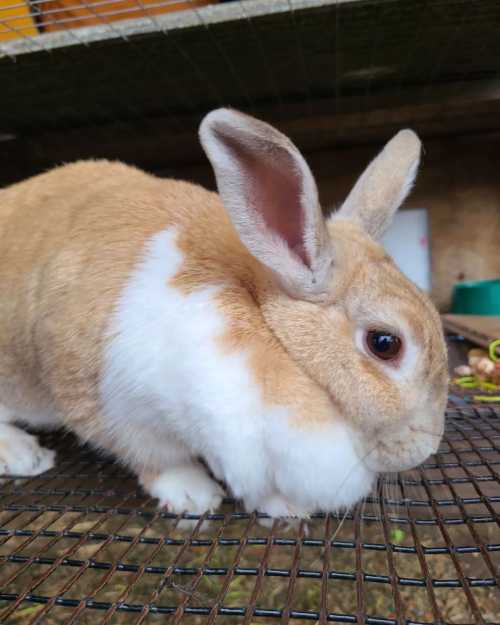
[145,464,224,514]
[256,493,311,528]
[0,425,56,477]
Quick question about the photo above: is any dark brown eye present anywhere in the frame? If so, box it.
[366,330,402,361]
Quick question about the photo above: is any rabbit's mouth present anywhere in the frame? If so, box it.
[359,421,443,474]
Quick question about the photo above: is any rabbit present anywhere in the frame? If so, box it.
[0,108,448,518]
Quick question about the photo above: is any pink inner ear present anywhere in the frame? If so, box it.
[225,135,310,267]
[253,158,307,264]
[291,242,308,263]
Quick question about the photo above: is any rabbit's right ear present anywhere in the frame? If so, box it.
[199,109,333,300]
[334,129,421,240]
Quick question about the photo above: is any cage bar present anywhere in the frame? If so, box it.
[0,398,499,624]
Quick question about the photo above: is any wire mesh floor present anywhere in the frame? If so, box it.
[0,397,499,625]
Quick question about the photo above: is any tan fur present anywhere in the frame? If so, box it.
[0,154,447,458]
[169,178,336,423]
[0,161,192,439]
[0,159,335,443]
[196,107,447,451]
[260,219,448,433]
[338,129,420,239]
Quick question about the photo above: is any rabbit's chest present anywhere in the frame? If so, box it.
[102,226,334,425]
[100,227,271,441]
[100,226,374,510]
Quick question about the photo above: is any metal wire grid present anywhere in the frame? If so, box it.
[1,1,500,132]
[0,0,213,41]
[0,397,499,625]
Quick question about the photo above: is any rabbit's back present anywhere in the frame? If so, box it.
[0,161,237,428]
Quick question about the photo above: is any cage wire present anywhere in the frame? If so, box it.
[1,0,500,188]
[0,1,500,622]
[0,389,499,624]
[1,1,500,119]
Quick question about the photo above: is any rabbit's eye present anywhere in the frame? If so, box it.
[366,330,402,361]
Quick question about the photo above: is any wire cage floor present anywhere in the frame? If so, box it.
[0,395,499,625]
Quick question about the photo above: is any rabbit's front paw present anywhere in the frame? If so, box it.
[256,493,311,528]
[0,424,56,477]
[143,464,224,515]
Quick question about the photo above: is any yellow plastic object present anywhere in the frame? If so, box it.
[37,0,215,32]
[0,0,39,41]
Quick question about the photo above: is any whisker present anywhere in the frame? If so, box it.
[329,441,380,507]
[330,505,350,545]
[402,467,426,508]
[308,504,351,571]
[383,472,398,522]
[360,493,370,542]
[409,426,444,439]
[377,476,385,535]
[304,446,379,571]
[383,473,394,519]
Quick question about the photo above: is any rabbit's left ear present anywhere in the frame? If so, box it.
[199,108,333,300]
[334,130,421,240]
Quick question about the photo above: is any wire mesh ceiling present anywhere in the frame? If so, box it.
[2,0,500,121]
[1,3,499,621]
[1,0,500,187]
[0,394,499,625]
[0,0,214,39]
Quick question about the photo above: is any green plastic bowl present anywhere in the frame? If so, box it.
[451,279,500,315]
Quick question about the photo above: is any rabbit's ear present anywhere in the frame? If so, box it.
[199,109,332,300]
[335,130,421,240]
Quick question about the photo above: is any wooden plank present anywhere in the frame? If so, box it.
[442,314,500,349]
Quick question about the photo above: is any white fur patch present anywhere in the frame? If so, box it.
[101,228,376,516]
[145,463,224,513]
[264,416,375,513]
[0,423,56,477]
